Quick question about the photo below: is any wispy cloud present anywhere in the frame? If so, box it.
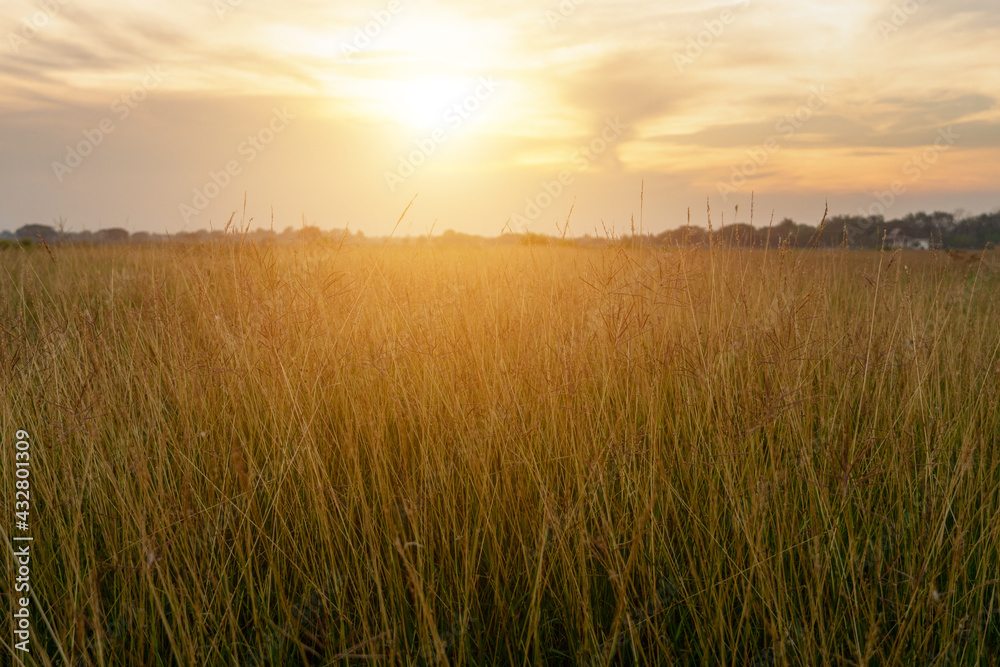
[0,0,997,234]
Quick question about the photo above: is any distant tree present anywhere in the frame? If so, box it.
[327,228,351,243]
[771,218,797,246]
[16,224,57,243]
[435,229,487,245]
[717,223,754,247]
[947,210,1000,248]
[96,228,130,244]
[252,229,276,243]
[54,216,68,240]
[656,225,708,247]
[298,226,322,243]
[794,225,817,247]
[773,218,796,234]
[519,232,550,246]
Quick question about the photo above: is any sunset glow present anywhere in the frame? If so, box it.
[6,3,1000,662]
[1,0,998,235]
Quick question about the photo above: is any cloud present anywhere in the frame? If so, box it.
[0,0,997,233]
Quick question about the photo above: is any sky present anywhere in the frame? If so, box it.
[1,0,999,237]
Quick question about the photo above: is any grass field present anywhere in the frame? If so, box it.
[2,238,1000,665]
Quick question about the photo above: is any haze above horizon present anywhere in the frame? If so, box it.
[2,0,998,236]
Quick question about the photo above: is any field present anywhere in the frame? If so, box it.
[2,239,1000,665]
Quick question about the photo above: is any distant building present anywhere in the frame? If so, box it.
[886,228,931,250]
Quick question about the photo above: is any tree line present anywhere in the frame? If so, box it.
[3,209,998,249]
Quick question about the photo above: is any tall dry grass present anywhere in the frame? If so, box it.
[2,237,999,665]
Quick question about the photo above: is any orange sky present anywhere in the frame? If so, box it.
[2,0,999,236]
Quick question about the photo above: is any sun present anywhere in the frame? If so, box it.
[342,13,509,129]
[379,75,473,129]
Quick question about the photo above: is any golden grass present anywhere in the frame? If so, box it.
[2,239,999,665]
